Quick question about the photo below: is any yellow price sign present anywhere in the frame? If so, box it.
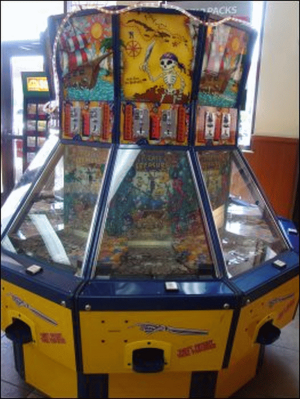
[27,77,49,92]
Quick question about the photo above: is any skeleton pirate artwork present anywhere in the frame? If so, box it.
[120,12,198,103]
[119,11,197,146]
[142,51,186,103]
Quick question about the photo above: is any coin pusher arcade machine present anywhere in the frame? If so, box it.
[1,3,299,398]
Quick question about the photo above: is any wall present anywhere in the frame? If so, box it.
[254,1,299,138]
[244,136,298,219]
[246,2,299,221]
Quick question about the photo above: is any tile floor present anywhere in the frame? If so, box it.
[1,308,299,398]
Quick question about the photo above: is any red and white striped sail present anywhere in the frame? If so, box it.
[60,34,88,52]
[61,48,93,75]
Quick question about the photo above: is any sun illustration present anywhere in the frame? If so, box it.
[91,23,103,40]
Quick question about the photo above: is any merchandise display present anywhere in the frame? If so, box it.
[1,4,299,399]
[21,72,50,170]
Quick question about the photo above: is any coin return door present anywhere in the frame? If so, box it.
[133,108,150,139]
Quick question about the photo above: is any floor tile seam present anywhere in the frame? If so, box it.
[1,377,33,391]
[271,343,300,352]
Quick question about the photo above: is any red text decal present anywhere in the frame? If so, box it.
[40,333,66,344]
[277,298,296,321]
[177,339,216,358]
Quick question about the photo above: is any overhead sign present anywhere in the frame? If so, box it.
[168,1,252,21]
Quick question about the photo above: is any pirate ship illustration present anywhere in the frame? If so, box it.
[200,24,247,96]
[59,19,113,90]
[62,51,112,90]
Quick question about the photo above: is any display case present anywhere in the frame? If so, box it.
[21,72,51,170]
[1,4,299,399]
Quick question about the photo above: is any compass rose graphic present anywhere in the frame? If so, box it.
[125,40,142,58]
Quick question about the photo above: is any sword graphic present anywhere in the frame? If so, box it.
[7,293,58,326]
[269,293,295,308]
[141,41,155,70]
[131,323,209,336]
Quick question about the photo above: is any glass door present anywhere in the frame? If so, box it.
[1,42,44,203]
[1,1,64,204]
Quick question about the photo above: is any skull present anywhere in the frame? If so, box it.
[160,58,176,70]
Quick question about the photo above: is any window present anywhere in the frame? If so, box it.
[1,1,64,41]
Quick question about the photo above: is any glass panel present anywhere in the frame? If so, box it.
[1,135,59,235]
[4,144,109,276]
[198,150,288,278]
[95,149,214,278]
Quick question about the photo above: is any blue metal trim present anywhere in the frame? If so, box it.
[72,279,88,379]
[78,279,237,311]
[78,295,237,311]
[1,257,80,308]
[118,143,190,150]
[222,307,241,368]
[83,145,119,280]
[188,12,207,147]
[235,107,241,147]
[232,251,299,303]
[77,373,89,398]
[189,148,227,277]
[191,12,208,102]
[220,276,243,368]
[235,28,258,108]
[112,13,121,145]
[277,217,299,253]
[189,371,218,398]
[188,101,197,147]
